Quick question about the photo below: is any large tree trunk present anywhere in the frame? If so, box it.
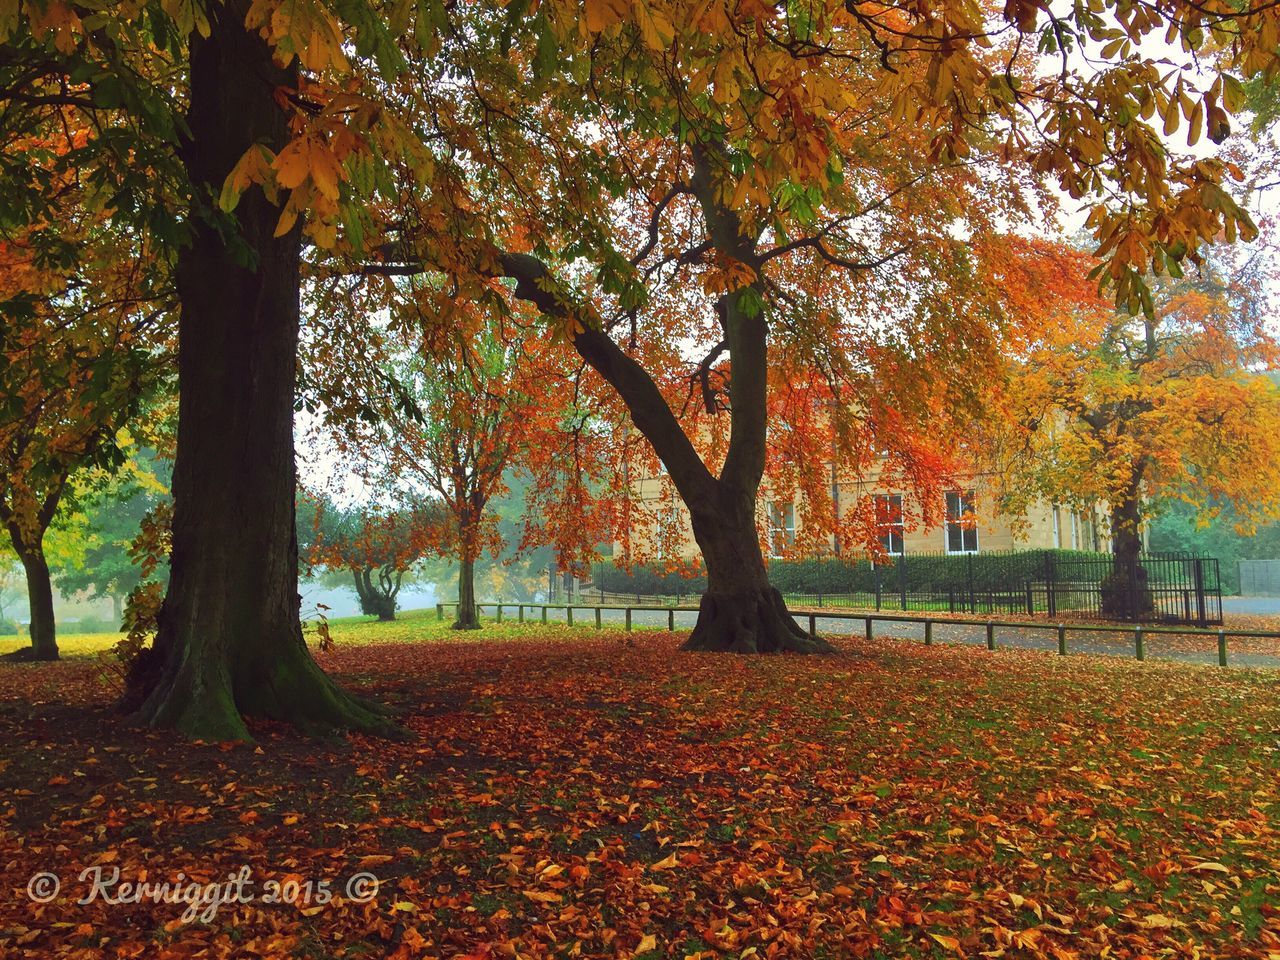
[680,481,829,654]
[1101,493,1152,620]
[13,539,58,661]
[123,1,392,741]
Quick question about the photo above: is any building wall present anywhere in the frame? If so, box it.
[620,469,1111,561]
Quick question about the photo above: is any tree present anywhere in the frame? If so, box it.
[406,330,533,630]
[0,206,167,659]
[0,547,23,632]
[51,445,172,626]
[315,312,550,630]
[338,0,1274,651]
[989,238,1280,616]
[298,494,438,621]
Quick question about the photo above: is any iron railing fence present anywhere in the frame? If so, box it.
[590,550,1223,626]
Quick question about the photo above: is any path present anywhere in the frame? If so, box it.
[1222,595,1280,616]
[525,604,1280,669]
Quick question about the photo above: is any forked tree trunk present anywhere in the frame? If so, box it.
[495,145,831,655]
[352,569,397,621]
[680,488,830,654]
[124,1,392,740]
[12,538,58,661]
[497,277,829,653]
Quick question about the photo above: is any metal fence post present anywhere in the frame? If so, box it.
[567,606,574,627]
[496,604,503,623]
[625,608,632,632]
[541,605,547,624]
[1134,626,1145,661]
[967,553,976,614]
[436,602,443,621]
[1194,559,1207,627]
[595,607,602,629]
[865,616,873,642]
[1057,624,1067,656]
[1046,552,1057,618]
[518,604,524,623]
[985,620,995,650]
[808,614,816,639]
[667,608,675,632]
[898,554,907,611]
[1218,629,1227,667]
[924,619,932,646]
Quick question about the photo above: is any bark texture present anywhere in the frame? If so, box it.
[124,1,393,740]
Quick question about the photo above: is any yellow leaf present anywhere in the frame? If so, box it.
[274,206,299,238]
[929,933,961,951]
[308,142,345,201]
[634,934,657,954]
[1188,861,1230,873]
[274,138,312,190]
[522,889,563,903]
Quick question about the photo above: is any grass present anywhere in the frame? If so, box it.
[0,606,614,660]
[0,615,1278,958]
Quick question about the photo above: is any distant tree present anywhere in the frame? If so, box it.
[298,495,439,622]
[53,449,172,626]
[0,207,170,660]
[1149,500,1280,594]
[388,326,538,631]
[0,548,23,631]
[992,239,1280,617]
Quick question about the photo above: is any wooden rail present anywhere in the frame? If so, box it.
[434,601,1280,667]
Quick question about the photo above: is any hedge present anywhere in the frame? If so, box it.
[594,549,1117,597]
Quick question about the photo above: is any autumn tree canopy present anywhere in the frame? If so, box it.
[988,236,1280,614]
[0,166,171,660]
[331,0,1278,651]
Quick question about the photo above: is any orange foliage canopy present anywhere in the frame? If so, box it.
[986,233,1280,542]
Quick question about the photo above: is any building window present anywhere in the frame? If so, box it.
[768,502,796,557]
[1052,505,1062,548]
[945,490,979,554]
[875,494,904,556]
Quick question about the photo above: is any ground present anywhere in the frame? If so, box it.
[1,611,1278,958]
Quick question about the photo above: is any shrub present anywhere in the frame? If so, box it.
[594,549,1118,598]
